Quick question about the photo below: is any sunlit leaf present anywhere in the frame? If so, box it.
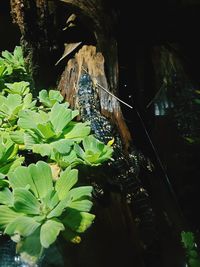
[4,81,30,96]
[40,219,64,248]
[55,168,78,200]
[9,166,38,197]
[32,143,52,157]
[69,199,93,212]
[37,122,56,139]
[14,188,40,215]
[49,103,73,134]
[18,109,41,130]
[0,205,22,230]
[68,186,93,201]
[0,187,14,206]
[51,139,73,154]
[28,161,53,199]
[5,216,40,237]
[39,89,64,107]
[63,208,95,233]
[47,198,70,219]
[10,130,24,145]
[64,121,91,140]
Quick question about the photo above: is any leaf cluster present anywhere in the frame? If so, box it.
[181,231,200,267]
[0,46,113,265]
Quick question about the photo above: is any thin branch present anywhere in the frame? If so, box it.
[82,67,133,109]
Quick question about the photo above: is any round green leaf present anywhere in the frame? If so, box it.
[40,219,64,248]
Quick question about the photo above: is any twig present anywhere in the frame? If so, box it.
[82,67,133,109]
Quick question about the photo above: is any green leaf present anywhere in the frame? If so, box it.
[74,144,85,159]
[24,131,41,149]
[9,165,38,197]
[63,209,95,233]
[0,65,6,77]
[10,130,24,144]
[0,178,9,188]
[0,187,14,206]
[0,95,22,124]
[0,138,15,163]
[32,143,52,157]
[37,122,56,139]
[58,150,81,168]
[17,228,43,265]
[51,139,73,154]
[188,258,200,267]
[42,190,59,210]
[181,231,195,250]
[64,121,91,140]
[68,186,93,201]
[14,188,40,215]
[69,199,93,212]
[1,46,25,70]
[23,93,36,109]
[6,156,24,176]
[7,94,22,109]
[74,135,113,166]
[5,216,40,237]
[0,205,22,230]
[55,168,78,200]
[49,103,73,134]
[4,81,30,96]
[18,109,41,129]
[47,198,70,219]
[188,249,198,258]
[83,135,104,153]
[39,89,64,107]
[28,161,53,199]
[0,156,24,177]
[33,139,73,158]
[40,219,64,248]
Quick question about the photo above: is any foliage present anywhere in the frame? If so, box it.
[0,86,36,130]
[181,231,200,267]
[10,101,113,168]
[74,135,113,166]
[38,89,64,108]
[0,133,24,181]
[0,46,113,265]
[0,46,29,90]
[0,161,94,264]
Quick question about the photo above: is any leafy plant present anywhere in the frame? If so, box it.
[3,81,30,96]
[181,231,200,267]
[11,101,113,168]
[0,90,36,130]
[0,46,113,265]
[0,46,28,90]
[0,133,24,181]
[38,89,64,108]
[74,135,113,166]
[0,46,25,75]
[0,161,94,265]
